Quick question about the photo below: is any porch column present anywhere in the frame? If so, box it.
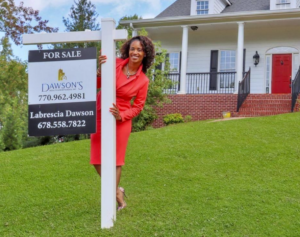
[130,23,137,37]
[132,30,137,37]
[236,22,244,93]
[178,25,188,94]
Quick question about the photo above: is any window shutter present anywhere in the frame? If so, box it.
[178,52,182,91]
[179,52,182,73]
[210,50,218,90]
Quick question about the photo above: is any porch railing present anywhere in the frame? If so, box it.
[291,66,300,112]
[237,68,251,112]
[164,73,180,94]
[186,72,236,94]
[164,72,237,94]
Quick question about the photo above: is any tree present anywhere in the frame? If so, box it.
[0,37,28,151]
[1,99,24,150]
[116,15,141,52]
[0,0,58,46]
[116,15,140,38]
[53,0,100,49]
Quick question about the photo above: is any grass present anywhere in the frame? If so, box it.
[1,113,300,236]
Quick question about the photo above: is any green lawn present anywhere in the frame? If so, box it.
[1,113,300,236]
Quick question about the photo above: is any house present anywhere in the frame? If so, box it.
[121,0,300,127]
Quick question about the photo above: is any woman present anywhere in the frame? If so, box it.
[90,36,155,210]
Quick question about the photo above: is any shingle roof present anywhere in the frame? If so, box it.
[156,0,271,18]
[156,0,191,18]
[222,0,270,13]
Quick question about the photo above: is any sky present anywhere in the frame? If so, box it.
[1,0,176,61]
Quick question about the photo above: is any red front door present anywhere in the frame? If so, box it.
[272,54,292,94]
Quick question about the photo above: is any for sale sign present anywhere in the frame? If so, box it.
[28,48,97,136]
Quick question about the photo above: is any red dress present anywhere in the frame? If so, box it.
[90,58,149,166]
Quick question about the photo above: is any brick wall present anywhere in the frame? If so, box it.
[152,94,238,128]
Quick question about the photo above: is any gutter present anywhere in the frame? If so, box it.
[120,8,300,28]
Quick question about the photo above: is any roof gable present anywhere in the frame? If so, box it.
[156,0,190,18]
[156,0,271,18]
[222,0,270,13]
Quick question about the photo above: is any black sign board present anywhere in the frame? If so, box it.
[28,48,97,136]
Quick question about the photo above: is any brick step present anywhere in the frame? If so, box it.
[240,105,292,110]
[240,103,291,107]
[243,98,290,101]
[247,94,291,99]
[238,111,290,117]
[239,108,291,112]
[239,110,291,114]
[244,100,292,104]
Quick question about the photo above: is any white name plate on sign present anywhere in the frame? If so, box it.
[28,48,97,136]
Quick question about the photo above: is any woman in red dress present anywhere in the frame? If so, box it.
[90,36,155,210]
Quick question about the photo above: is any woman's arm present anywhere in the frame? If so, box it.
[119,81,149,122]
[96,52,107,89]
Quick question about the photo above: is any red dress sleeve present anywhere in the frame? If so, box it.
[97,58,123,89]
[97,76,101,89]
[119,80,149,122]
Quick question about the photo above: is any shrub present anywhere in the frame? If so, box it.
[132,104,157,132]
[163,113,184,126]
[184,115,193,123]
[0,131,4,152]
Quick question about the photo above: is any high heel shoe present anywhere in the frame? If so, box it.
[117,187,127,211]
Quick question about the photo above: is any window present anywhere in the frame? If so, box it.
[197,1,209,15]
[266,56,271,93]
[219,50,236,88]
[276,0,290,4]
[167,52,180,73]
[293,54,299,80]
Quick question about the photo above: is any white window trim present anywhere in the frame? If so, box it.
[196,0,209,15]
[218,49,236,90]
[265,55,272,94]
[276,0,290,5]
[163,52,180,74]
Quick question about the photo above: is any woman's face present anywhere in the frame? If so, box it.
[128,40,145,64]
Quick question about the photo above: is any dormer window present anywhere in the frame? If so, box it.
[276,0,290,4]
[197,0,209,15]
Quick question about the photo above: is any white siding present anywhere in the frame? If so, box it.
[148,24,300,94]
[213,0,227,14]
[298,0,300,7]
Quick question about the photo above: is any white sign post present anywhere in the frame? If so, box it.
[23,18,128,229]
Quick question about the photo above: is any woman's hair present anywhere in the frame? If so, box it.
[120,36,155,73]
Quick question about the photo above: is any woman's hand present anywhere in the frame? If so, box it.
[109,103,122,121]
[97,50,107,77]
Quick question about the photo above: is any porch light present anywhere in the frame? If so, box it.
[253,51,260,66]
[191,26,198,31]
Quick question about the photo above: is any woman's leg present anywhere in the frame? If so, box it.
[94,165,125,207]
[116,166,126,207]
[93,165,101,176]
[93,165,121,185]
[116,166,122,188]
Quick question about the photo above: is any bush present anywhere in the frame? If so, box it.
[22,137,41,149]
[132,104,157,132]
[163,113,184,126]
[0,131,5,152]
[184,115,193,123]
